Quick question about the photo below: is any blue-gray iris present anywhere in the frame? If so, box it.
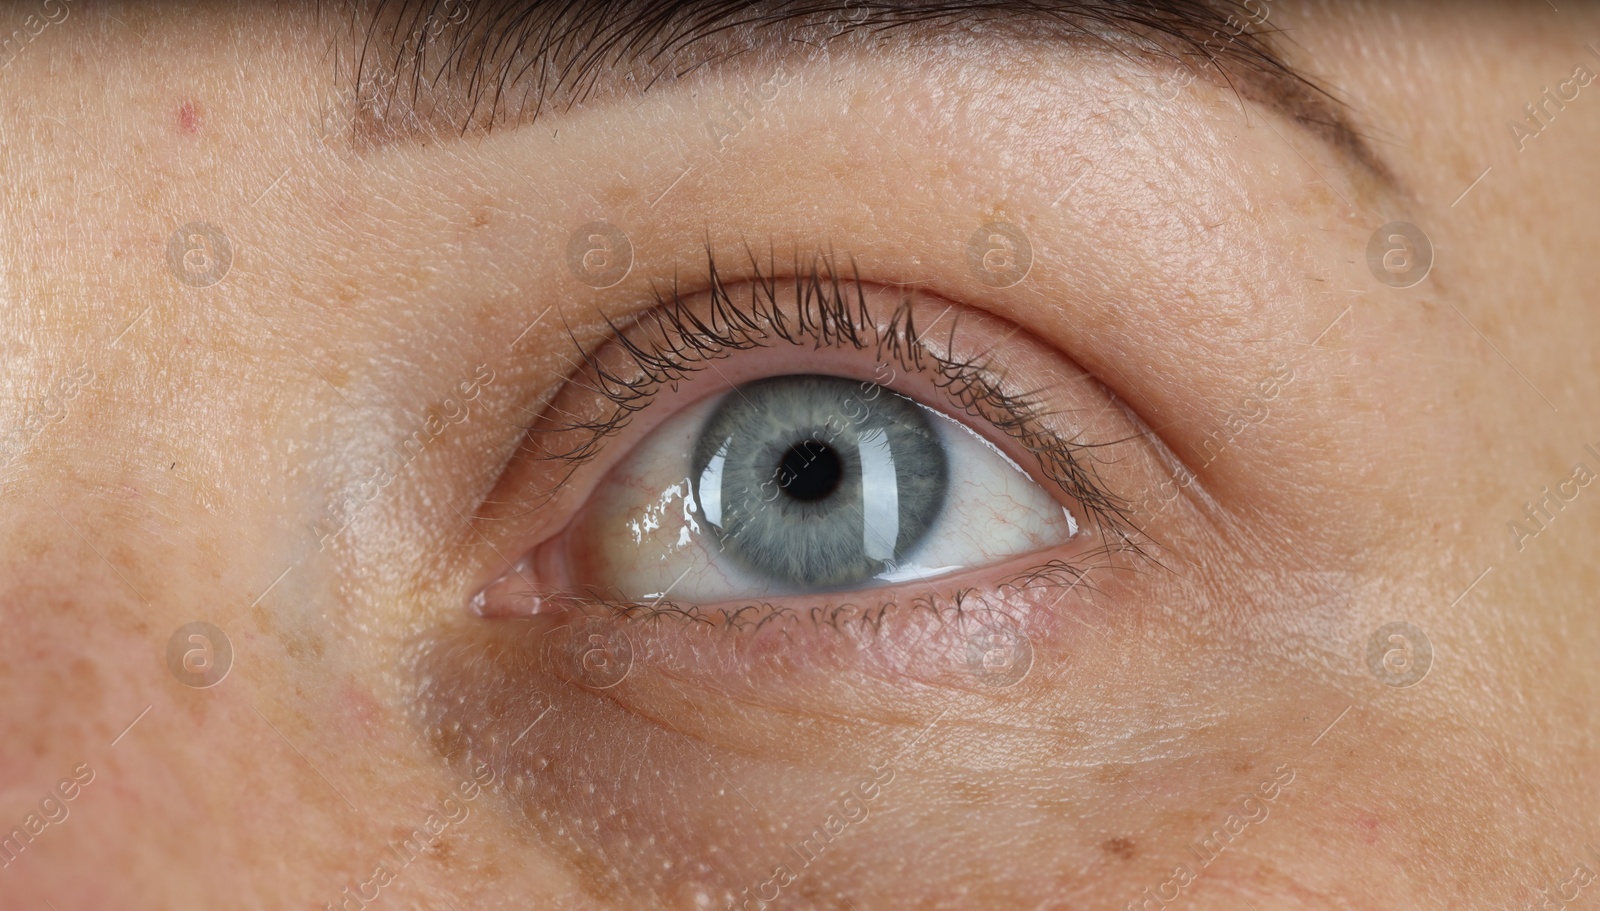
[690,374,949,588]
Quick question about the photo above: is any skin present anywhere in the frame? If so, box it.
[2,1,1599,908]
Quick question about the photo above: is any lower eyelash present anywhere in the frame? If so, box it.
[546,543,1128,641]
[529,244,1138,540]
[578,591,983,634]
[509,558,1132,706]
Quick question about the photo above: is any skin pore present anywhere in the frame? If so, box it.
[2,1,1600,909]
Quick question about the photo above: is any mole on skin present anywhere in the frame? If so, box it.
[177,100,201,135]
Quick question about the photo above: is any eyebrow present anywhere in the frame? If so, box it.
[336,0,1393,186]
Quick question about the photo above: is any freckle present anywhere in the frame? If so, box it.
[430,838,454,867]
[599,180,632,209]
[177,100,202,135]
[1094,763,1132,785]
[1101,836,1137,861]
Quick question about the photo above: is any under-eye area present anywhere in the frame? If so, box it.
[412,568,1140,910]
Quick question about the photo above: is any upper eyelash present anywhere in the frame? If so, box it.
[527,245,1137,541]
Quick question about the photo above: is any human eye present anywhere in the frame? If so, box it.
[470,251,1138,635]
[576,369,1079,602]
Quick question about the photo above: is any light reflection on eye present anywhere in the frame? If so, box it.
[554,372,1076,604]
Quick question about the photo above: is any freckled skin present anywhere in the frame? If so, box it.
[2,2,1600,909]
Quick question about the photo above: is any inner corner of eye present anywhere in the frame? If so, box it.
[496,372,1077,613]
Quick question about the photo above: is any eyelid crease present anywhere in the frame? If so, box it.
[523,245,1141,544]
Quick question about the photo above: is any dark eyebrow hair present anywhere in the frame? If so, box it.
[332,0,1392,186]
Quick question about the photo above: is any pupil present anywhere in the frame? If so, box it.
[777,440,842,502]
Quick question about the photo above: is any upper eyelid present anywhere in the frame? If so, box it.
[518,247,1137,539]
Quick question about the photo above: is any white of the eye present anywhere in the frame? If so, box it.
[886,407,1076,577]
[857,426,900,564]
[574,391,1076,603]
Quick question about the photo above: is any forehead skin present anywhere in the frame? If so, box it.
[2,1,1599,909]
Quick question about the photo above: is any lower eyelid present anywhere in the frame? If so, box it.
[473,539,1119,681]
